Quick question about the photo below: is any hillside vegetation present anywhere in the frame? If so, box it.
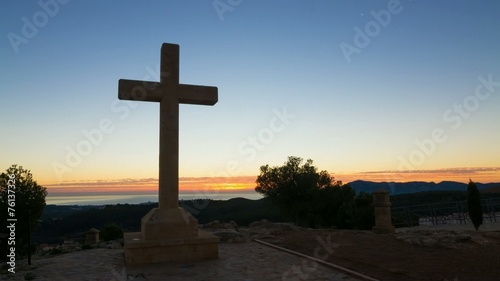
[33,184,500,245]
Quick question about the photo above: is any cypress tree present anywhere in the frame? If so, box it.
[467,179,483,231]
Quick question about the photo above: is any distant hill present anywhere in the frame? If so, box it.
[482,186,500,194]
[348,180,500,195]
[34,198,286,244]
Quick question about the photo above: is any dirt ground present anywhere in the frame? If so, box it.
[262,227,500,281]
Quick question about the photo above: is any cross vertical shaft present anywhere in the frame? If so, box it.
[159,44,180,210]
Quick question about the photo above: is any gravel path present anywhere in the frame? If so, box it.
[6,242,363,281]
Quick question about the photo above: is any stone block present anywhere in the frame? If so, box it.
[141,207,198,240]
[124,230,219,265]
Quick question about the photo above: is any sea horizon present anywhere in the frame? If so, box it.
[46,191,264,206]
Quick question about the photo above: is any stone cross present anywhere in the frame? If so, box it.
[118,43,218,210]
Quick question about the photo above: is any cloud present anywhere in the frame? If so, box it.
[361,167,500,175]
[44,167,500,195]
[45,176,258,195]
[334,167,500,184]
[46,178,158,187]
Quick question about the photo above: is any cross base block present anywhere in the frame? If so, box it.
[124,230,219,265]
[141,207,199,240]
[125,207,219,265]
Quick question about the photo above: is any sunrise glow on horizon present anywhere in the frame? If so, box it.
[41,167,500,197]
[2,1,499,200]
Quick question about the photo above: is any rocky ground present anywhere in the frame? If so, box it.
[4,220,500,280]
[205,219,500,281]
[2,235,360,281]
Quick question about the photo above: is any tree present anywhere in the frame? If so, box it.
[315,182,355,227]
[467,179,483,231]
[351,192,375,230]
[255,156,353,227]
[1,165,47,260]
[99,223,124,241]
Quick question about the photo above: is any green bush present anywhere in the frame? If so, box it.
[255,156,357,228]
[352,192,375,230]
[467,179,483,231]
[100,223,123,241]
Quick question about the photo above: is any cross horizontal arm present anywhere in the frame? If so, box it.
[118,79,163,102]
[178,84,218,106]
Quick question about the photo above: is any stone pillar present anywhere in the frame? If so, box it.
[372,189,395,234]
[85,228,100,245]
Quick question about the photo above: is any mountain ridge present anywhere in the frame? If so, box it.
[347,180,500,195]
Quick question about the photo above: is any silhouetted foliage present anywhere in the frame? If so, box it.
[352,192,375,230]
[180,197,284,226]
[390,190,469,207]
[316,183,356,228]
[100,223,123,241]
[467,179,483,231]
[32,198,287,244]
[34,203,155,244]
[32,188,500,243]
[255,156,367,228]
[0,165,47,260]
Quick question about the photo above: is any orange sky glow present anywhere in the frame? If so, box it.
[43,167,500,196]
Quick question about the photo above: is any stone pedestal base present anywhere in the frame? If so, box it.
[372,189,396,234]
[141,208,199,240]
[124,230,219,265]
[124,207,219,265]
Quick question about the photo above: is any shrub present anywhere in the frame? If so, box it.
[100,223,123,241]
[467,179,483,231]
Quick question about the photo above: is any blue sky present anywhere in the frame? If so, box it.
[1,0,499,188]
